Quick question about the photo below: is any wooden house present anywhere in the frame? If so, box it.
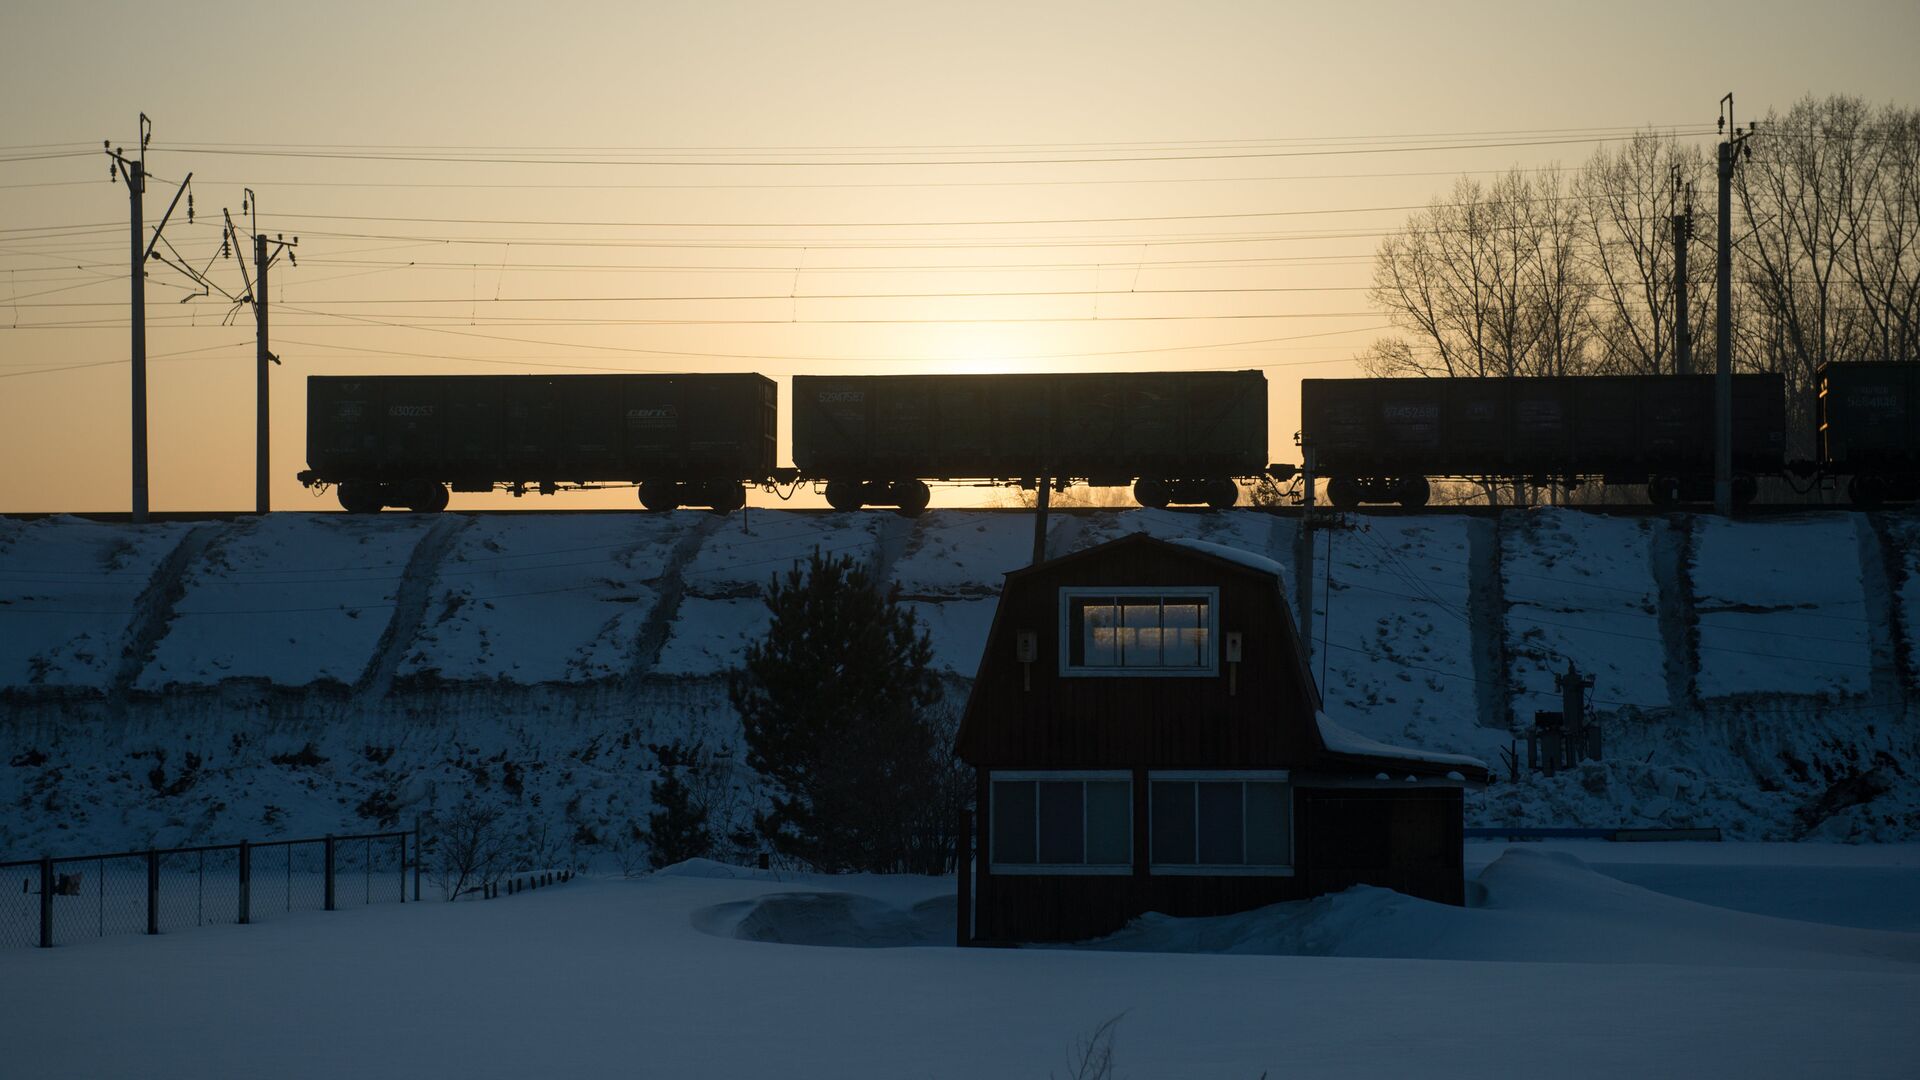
[955,532,1489,944]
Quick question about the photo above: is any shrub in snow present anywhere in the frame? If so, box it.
[647,755,714,869]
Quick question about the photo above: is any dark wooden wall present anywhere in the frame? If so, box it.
[971,777,1465,943]
[957,539,1321,770]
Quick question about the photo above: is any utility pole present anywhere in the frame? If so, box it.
[226,191,296,515]
[1671,165,1693,377]
[105,115,195,524]
[1714,93,1756,516]
[1293,441,1315,644]
[106,118,150,523]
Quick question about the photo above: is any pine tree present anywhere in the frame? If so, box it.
[729,549,943,872]
[646,765,713,869]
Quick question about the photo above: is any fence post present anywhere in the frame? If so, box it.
[146,849,159,935]
[397,833,406,904]
[323,835,336,912]
[38,856,54,948]
[412,818,423,902]
[238,840,251,925]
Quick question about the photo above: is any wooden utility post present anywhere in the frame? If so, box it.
[1294,444,1316,644]
[1672,168,1693,377]
[1714,93,1755,517]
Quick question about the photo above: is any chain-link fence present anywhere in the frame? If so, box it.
[1,832,414,950]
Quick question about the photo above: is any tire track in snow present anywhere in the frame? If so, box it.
[1467,515,1510,730]
[625,514,724,687]
[1650,516,1700,715]
[109,523,224,706]
[1857,514,1911,714]
[356,513,468,700]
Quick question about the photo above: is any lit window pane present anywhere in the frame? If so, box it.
[1245,782,1292,866]
[992,781,1036,865]
[1197,782,1245,865]
[1121,602,1162,666]
[1081,601,1119,667]
[1151,781,1196,864]
[1037,782,1085,864]
[1162,602,1204,666]
[1085,781,1132,866]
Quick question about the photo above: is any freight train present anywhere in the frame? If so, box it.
[1299,361,1918,508]
[297,369,1272,515]
[297,361,1917,514]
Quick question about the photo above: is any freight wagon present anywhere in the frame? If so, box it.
[791,370,1270,511]
[1300,374,1788,507]
[297,374,776,512]
[1818,360,1920,506]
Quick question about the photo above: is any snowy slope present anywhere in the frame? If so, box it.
[137,515,436,689]
[1691,515,1874,700]
[1305,517,1492,760]
[1503,510,1668,712]
[0,516,189,689]
[400,513,691,683]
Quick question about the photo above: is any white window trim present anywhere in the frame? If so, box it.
[1147,770,1295,877]
[989,770,1134,876]
[1059,586,1221,677]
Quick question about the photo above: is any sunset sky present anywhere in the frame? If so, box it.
[3,0,1915,512]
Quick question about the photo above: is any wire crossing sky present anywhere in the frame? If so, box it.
[2,0,1916,512]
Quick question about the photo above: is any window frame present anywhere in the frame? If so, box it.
[1147,770,1295,877]
[988,770,1135,876]
[1058,586,1221,677]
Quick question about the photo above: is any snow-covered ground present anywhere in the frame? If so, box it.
[1,509,1916,857]
[2,844,1915,1079]
[1691,515,1876,701]
[1504,510,1669,712]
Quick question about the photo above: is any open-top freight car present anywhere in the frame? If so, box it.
[1299,374,1788,508]
[791,370,1271,512]
[1818,360,1920,506]
[297,373,776,513]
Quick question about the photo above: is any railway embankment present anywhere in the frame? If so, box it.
[1,508,1915,857]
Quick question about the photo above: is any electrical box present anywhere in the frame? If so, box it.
[1016,630,1038,663]
[1225,632,1243,663]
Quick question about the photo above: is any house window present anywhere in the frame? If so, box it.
[990,771,1132,875]
[1149,771,1292,875]
[1061,587,1218,676]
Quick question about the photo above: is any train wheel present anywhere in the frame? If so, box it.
[705,482,746,515]
[1847,474,1886,508]
[891,479,931,517]
[824,480,863,512]
[638,481,679,512]
[338,482,384,514]
[1204,479,1240,509]
[406,481,450,513]
[1326,477,1361,509]
[1396,476,1431,509]
[1731,473,1758,509]
[1132,479,1171,509]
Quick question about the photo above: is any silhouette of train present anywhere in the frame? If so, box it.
[298,370,1274,515]
[298,362,1917,513]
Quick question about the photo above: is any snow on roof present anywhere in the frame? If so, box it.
[1168,537,1286,580]
[1316,711,1489,774]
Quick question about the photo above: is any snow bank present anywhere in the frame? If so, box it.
[1089,847,1920,970]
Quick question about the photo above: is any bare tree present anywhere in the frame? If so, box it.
[1576,132,1717,374]
[427,798,509,901]
[1366,168,1593,379]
